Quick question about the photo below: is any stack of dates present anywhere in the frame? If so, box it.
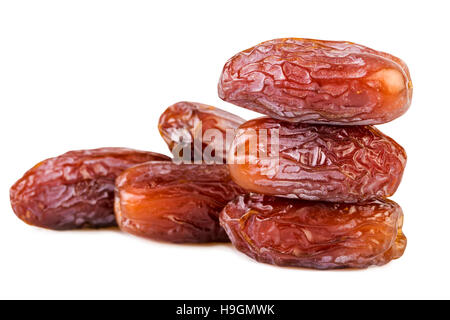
[10,38,412,270]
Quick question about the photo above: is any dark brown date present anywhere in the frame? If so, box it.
[220,194,406,269]
[158,101,245,163]
[219,38,412,124]
[115,162,245,243]
[10,148,170,230]
[228,117,406,203]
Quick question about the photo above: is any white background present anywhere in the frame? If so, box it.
[0,0,449,300]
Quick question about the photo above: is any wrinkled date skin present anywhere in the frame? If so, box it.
[158,101,245,163]
[115,162,245,243]
[10,148,171,230]
[228,117,406,203]
[220,194,407,269]
[219,38,413,124]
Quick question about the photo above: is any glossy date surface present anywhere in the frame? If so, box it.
[228,117,406,203]
[219,38,412,124]
[115,162,244,243]
[10,148,170,230]
[158,101,245,163]
[220,194,406,269]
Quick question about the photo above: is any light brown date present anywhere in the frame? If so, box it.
[219,38,412,124]
[10,148,170,230]
[228,117,406,203]
[158,101,245,163]
[220,194,406,269]
[115,162,245,243]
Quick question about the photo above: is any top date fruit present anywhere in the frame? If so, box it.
[219,38,412,124]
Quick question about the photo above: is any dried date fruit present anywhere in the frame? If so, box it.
[115,162,245,243]
[158,101,245,163]
[220,194,406,269]
[219,38,413,124]
[10,148,171,230]
[228,117,406,202]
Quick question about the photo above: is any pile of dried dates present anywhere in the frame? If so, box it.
[10,38,412,270]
